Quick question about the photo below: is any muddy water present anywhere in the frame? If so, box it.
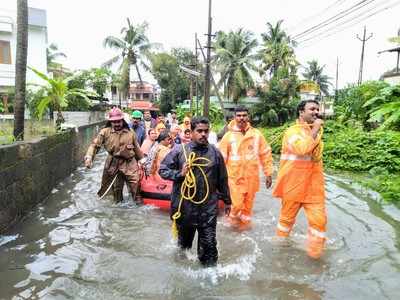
[1,152,400,299]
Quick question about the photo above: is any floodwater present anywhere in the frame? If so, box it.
[1,152,400,300]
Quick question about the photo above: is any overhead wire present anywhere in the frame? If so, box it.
[292,0,377,40]
[287,0,347,32]
[296,0,400,48]
[297,0,393,43]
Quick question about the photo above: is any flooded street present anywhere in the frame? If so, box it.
[1,152,400,300]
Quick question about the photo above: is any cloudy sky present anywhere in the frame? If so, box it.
[4,0,400,89]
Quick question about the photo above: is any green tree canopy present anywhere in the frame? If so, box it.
[103,18,155,99]
[258,20,298,79]
[302,60,332,96]
[213,28,258,102]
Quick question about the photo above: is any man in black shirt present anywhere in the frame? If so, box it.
[159,116,231,266]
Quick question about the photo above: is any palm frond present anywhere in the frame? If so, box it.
[102,55,121,68]
[103,36,125,50]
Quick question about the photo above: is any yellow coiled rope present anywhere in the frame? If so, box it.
[171,145,211,239]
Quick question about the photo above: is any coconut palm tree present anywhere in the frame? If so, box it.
[259,20,298,79]
[213,28,258,102]
[103,18,154,100]
[13,0,28,140]
[29,67,95,129]
[46,43,67,70]
[302,60,332,96]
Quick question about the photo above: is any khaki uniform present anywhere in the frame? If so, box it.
[86,127,144,203]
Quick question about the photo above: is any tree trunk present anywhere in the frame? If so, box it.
[2,94,9,113]
[13,0,28,140]
[135,63,143,86]
[55,110,65,130]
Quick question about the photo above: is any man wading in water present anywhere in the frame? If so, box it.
[159,117,231,266]
[272,100,326,258]
[84,107,145,204]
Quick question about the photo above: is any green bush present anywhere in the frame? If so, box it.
[334,81,391,129]
[323,120,400,173]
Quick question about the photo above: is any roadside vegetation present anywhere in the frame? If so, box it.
[261,80,400,204]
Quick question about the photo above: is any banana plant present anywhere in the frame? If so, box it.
[363,85,400,129]
[29,67,96,128]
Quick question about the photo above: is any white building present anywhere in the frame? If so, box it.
[0,6,47,98]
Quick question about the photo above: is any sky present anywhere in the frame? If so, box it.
[4,0,400,90]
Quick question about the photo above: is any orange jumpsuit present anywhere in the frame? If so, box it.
[219,121,273,227]
[272,121,326,259]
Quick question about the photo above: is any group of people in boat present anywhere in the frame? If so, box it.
[84,100,326,266]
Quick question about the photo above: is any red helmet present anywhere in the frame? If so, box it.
[108,108,124,121]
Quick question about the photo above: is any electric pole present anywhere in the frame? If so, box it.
[335,57,339,101]
[195,33,199,116]
[357,26,373,85]
[197,38,227,119]
[203,0,212,117]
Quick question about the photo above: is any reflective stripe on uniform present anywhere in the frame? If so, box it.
[253,133,260,156]
[230,155,241,161]
[280,154,312,161]
[287,134,302,145]
[240,214,251,222]
[309,227,326,238]
[277,223,291,232]
[230,133,239,157]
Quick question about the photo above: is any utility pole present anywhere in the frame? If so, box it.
[203,0,212,117]
[195,33,199,116]
[357,26,373,85]
[197,38,227,119]
[335,57,339,101]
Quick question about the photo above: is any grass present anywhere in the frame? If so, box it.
[0,120,56,145]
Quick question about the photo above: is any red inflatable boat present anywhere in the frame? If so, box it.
[141,175,173,209]
[140,175,225,210]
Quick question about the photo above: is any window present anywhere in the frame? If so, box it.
[0,40,11,64]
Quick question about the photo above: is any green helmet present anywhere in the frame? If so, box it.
[131,110,143,119]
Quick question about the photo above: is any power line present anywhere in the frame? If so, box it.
[287,0,347,32]
[293,0,376,40]
[296,0,390,44]
[297,0,400,48]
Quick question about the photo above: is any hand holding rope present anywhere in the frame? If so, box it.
[171,146,211,239]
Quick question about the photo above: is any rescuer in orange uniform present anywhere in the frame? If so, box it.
[219,106,273,229]
[272,99,326,259]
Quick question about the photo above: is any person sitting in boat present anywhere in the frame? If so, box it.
[141,128,158,156]
[155,114,167,135]
[181,128,192,144]
[179,116,191,132]
[144,131,173,179]
[170,124,182,146]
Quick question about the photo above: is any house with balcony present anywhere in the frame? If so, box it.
[0,6,47,113]
[108,80,159,109]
